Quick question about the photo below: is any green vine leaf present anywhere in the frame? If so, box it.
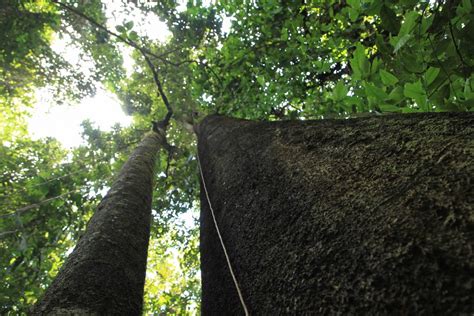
[380,69,399,86]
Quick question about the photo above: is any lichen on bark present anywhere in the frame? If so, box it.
[198,113,474,315]
[33,131,163,315]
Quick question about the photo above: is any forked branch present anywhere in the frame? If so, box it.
[51,0,175,127]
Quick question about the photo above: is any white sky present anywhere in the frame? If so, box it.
[27,2,231,149]
[28,2,171,148]
[29,88,132,148]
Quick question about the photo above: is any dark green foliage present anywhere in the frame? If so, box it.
[0,139,98,313]
[190,0,474,118]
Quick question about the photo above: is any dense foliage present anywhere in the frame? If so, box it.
[1,0,472,314]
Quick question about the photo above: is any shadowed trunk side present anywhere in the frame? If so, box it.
[198,113,473,315]
[33,131,163,315]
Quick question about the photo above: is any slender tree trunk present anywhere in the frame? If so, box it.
[33,131,163,315]
[198,113,474,315]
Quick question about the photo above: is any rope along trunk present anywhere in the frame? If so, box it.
[197,154,250,316]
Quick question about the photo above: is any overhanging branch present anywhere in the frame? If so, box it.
[143,53,173,126]
[51,0,179,67]
[51,0,175,127]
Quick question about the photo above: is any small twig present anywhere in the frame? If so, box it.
[427,34,453,87]
[52,0,175,128]
[428,76,449,98]
[0,190,78,218]
[448,19,468,68]
[0,168,87,197]
[143,53,173,126]
[51,0,179,67]
[0,230,20,238]
[201,62,224,85]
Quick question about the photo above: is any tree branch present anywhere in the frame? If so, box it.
[51,0,177,67]
[143,53,173,126]
[51,0,175,127]
[0,190,78,218]
[448,20,468,68]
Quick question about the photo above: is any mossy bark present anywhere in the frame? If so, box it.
[32,131,163,315]
[198,113,473,315]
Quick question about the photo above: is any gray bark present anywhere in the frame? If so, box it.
[198,113,474,315]
[32,131,163,315]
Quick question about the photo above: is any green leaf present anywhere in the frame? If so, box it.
[350,43,370,79]
[347,0,361,9]
[401,52,426,73]
[388,86,405,104]
[420,15,434,34]
[463,98,474,110]
[463,0,472,12]
[380,5,400,34]
[464,77,473,95]
[129,31,139,41]
[366,1,383,15]
[375,34,392,57]
[430,83,450,106]
[404,80,428,109]
[364,83,388,100]
[269,6,282,15]
[115,25,126,34]
[393,34,412,53]
[125,21,134,30]
[424,67,440,86]
[280,28,288,41]
[398,11,419,37]
[404,80,425,99]
[19,236,28,251]
[348,8,359,22]
[371,57,381,76]
[380,69,399,86]
[333,81,348,101]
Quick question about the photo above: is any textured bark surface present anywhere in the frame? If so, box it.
[33,131,163,315]
[198,113,474,315]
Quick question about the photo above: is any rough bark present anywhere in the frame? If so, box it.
[198,113,474,315]
[33,131,163,315]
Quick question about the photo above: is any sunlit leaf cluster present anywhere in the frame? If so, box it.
[192,0,473,118]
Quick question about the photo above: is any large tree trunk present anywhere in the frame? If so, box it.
[198,113,473,315]
[33,131,163,315]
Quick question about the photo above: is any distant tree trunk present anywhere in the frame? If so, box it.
[198,113,474,315]
[33,131,163,315]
